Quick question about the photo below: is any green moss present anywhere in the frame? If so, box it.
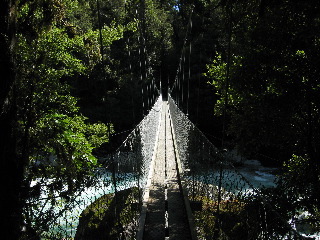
[192,195,260,239]
[193,193,296,239]
[75,187,141,240]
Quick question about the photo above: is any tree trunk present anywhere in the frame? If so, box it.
[0,0,23,239]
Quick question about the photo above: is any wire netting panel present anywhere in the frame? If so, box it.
[168,95,302,239]
[24,97,162,239]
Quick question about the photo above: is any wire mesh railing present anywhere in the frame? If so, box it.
[23,96,162,239]
[168,95,303,239]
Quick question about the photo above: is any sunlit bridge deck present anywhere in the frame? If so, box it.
[138,100,195,240]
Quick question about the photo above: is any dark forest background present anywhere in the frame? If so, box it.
[0,0,319,238]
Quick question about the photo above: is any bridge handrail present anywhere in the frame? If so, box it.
[168,94,303,239]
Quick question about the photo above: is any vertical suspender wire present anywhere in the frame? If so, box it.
[187,37,191,116]
[137,5,145,117]
[141,11,156,111]
[124,2,136,125]
[127,37,136,125]
[139,0,148,116]
[150,81,152,107]
[176,69,179,105]
[151,81,154,106]
[154,80,156,105]
[171,80,174,101]
[125,1,141,210]
[175,69,178,106]
[138,35,145,116]
[158,72,161,97]
[141,8,145,115]
[169,5,194,111]
[196,32,203,126]
[154,76,157,104]
[217,2,232,236]
[174,67,178,101]
[136,5,147,208]
[141,0,148,112]
[143,38,149,112]
[180,59,183,109]
[149,81,151,110]
[157,74,161,97]
[182,51,185,111]
[187,16,192,116]
[221,3,232,150]
[147,81,150,108]
[167,75,169,101]
[178,65,181,108]
[153,77,155,106]
[150,77,153,106]
[96,0,119,229]
[160,70,162,99]
[152,77,155,105]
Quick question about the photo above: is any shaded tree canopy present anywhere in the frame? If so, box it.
[1,0,320,237]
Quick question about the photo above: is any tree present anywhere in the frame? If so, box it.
[0,0,139,237]
[0,0,23,238]
[206,0,320,229]
[206,0,320,161]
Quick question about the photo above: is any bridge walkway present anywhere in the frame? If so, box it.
[142,100,193,240]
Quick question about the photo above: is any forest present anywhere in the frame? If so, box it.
[0,0,319,239]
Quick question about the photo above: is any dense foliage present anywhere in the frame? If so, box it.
[1,0,320,238]
[204,0,320,233]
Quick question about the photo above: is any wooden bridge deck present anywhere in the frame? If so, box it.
[138,100,194,240]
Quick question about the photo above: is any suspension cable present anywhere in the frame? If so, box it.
[169,5,194,95]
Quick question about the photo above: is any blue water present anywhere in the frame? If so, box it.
[33,172,138,239]
[188,159,277,196]
[37,159,277,238]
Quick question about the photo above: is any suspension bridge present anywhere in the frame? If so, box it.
[22,3,310,240]
[25,92,305,239]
